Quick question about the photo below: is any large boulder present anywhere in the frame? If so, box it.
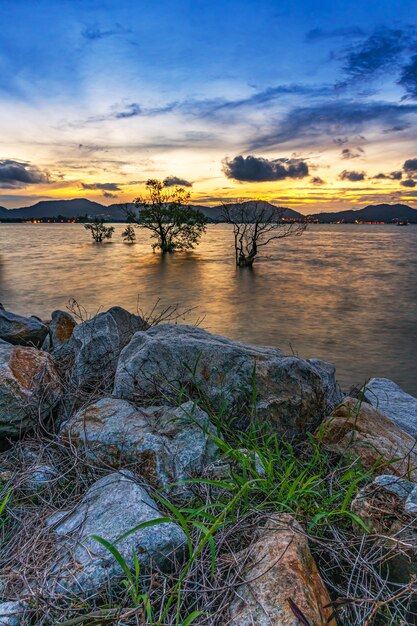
[351,475,417,582]
[55,306,148,389]
[0,305,47,348]
[60,399,219,491]
[113,325,341,436]
[228,514,336,626]
[42,310,76,352]
[318,397,417,479]
[47,472,187,597]
[0,343,61,436]
[364,378,417,438]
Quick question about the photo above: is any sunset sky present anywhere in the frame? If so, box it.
[2,0,417,212]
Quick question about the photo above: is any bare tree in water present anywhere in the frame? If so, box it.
[222,200,307,267]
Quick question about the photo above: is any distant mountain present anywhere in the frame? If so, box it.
[0,198,303,222]
[309,203,417,223]
[209,200,304,221]
[0,198,415,223]
[0,198,120,220]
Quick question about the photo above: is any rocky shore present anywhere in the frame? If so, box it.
[1,304,417,625]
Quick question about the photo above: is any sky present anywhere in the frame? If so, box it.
[1,0,417,212]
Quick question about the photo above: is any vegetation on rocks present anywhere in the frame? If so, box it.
[0,303,417,625]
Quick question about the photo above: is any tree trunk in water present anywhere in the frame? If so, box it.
[237,253,255,267]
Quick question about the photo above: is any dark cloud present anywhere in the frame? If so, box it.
[81,182,121,191]
[163,176,193,187]
[81,23,132,41]
[403,158,417,174]
[341,27,410,80]
[223,155,309,182]
[399,54,417,99]
[341,147,365,159]
[0,159,49,189]
[249,101,417,149]
[401,179,417,187]
[339,170,366,182]
[373,171,402,180]
[310,176,325,185]
[306,27,365,42]
[103,191,118,198]
[114,103,141,119]
[383,125,410,133]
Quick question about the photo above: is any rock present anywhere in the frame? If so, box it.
[0,305,47,348]
[318,397,417,479]
[364,378,417,438]
[351,475,417,582]
[60,399,218,492]
[25,463,60,493]
[0,601,24,626]
[56,306,147,389]
[47,472,187,597]
[42,310,76,352]
[113,325,341,436]
[228,514,336,626]
[205,449,266,481]
[0,343,61,436]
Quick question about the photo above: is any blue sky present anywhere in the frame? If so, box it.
[1,0,417,211]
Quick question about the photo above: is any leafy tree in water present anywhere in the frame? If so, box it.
[127,179,207,252]
[84,218,115,243]
[122,224,136,243]
[222,200,307,267]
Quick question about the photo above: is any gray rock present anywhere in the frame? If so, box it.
[0,343,61,436]
[113,324,341,436]
[364,378,417,438]
[60,399,218,492]
[352,475,417,582]
[42,310,76,352]
[47,472,187,597]
[56,306,147,389]
[0,601,24,626]
[25,463,60,493]
[0,305,47,348]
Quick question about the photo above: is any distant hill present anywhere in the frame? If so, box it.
[309,203,417,223]
[0,199,415,223]
[211,200,303,221]
[0,198,122,220]
[0,198,303,222]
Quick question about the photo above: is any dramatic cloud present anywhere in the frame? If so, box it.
[399,55,417,98]
[163,176,193,187]
[339,169,366,181]
[249,101,417,149]
[81,182,121,191]
[310,176,325,185]
[341,147,365,159]
[223,155,309,182]
[373,171,402,180]
[341,27,410,79]
[306,27,365,42]
[0,160,49,189]
[403,158,417,174]
[401,179,417,187]
[103,191,118,198]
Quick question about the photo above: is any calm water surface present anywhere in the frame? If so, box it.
[1,223,416,394]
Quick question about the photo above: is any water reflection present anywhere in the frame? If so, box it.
[0,223,416,394]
